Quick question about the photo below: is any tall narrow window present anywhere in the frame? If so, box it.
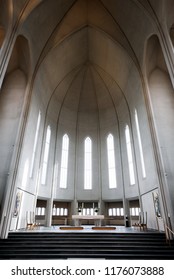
[41,125,51,185]
[135,110,146,178]
[125,125,135,185]
[107,134,117,189]
[84,137,92,189]
[30,111,41,178]
[22,159,29,188]
[60,134,69,189]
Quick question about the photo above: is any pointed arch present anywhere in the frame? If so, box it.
[41,125,51,185]
[30,111,41,178]
[60,134,69,189]
[125,125,135,185]
[84,137,92,190]
[107,133,117,189]
[135,109,146,178]
[0,35,30,205]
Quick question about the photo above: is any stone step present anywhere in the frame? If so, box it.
[0,231,173,260]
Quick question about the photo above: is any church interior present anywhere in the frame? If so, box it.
[0,0,174,258]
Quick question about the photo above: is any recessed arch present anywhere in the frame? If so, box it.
[0,0,13,48]
[0,25,5,48]
[145,34,174,213]
[6,35,31,78]
[169,24,174,48]
[0,35,30,206]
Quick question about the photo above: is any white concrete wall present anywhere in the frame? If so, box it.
[0,70,26,204]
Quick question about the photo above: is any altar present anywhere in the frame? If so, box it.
[72,215,104,226]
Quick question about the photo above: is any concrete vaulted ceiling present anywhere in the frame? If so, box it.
[21,0,148,130]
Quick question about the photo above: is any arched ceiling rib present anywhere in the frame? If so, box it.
[33,25,135,114]
[22,0,140,70]
[25,0,150,131]
[39,0,135,61]
[45,61,131,133]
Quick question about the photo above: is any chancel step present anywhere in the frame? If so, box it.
[0,232,173,259]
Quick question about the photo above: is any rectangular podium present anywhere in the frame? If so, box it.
[72,215,104,226]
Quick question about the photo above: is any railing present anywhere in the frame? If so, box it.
[165,225,174,246]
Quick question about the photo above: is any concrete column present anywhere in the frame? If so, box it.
[46,198,53,227]
[123,199,130,227]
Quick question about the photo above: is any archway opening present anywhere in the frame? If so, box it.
[169,24,174,47]
[145,35,174,227]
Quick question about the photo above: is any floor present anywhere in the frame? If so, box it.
[16,225,154,233]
